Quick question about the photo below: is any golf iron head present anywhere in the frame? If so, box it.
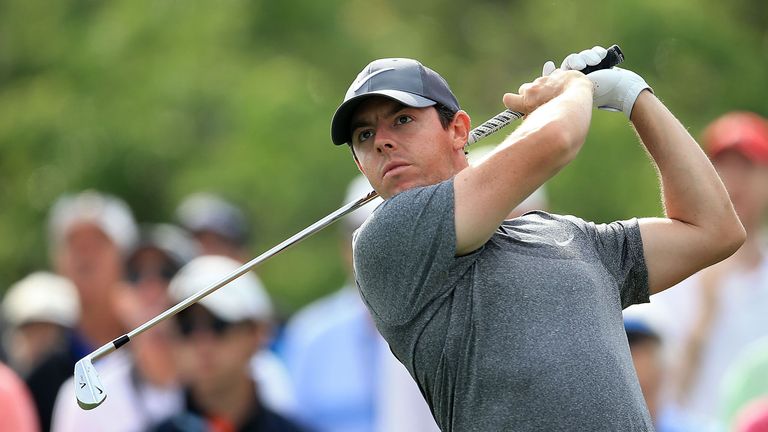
[74,356,107,410]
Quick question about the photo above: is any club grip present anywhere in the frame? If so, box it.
[466,44,625,146]
[580,44,623,74]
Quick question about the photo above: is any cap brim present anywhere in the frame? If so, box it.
[709,142,768,165]
[331,90,437,145]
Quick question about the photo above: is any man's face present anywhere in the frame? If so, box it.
[628,337,663,404]
[174,306,259,395]
[713,150,768,232]
[55,222,123,301]
[350,97,468,199]
[124,247,178,319]
[194,230,244,262]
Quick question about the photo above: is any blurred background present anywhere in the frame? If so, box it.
[1,0,766,312]
[1,1,768,431]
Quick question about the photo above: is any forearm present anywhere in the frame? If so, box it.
[454,76,593,254]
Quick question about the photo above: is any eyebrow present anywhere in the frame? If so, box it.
[349,102,408,136]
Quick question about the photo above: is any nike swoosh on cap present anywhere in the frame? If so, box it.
[350,68,395,92]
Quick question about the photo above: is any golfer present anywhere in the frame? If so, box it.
[329,46,745,431]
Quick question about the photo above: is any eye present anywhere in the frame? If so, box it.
[395,115,413,125]
[357,129,374,143]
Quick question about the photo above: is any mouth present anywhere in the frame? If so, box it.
[382,161,409,178]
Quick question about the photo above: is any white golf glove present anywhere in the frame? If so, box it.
[542,46,652,118]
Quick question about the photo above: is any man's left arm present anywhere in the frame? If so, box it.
[560,47,746,294]
[630,91,745,294]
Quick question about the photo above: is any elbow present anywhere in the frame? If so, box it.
[712,216,746,261]
[726,219,747,255]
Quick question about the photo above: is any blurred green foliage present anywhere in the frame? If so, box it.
[1,0,766,316]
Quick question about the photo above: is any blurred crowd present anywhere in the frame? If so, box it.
[0,110,767,432]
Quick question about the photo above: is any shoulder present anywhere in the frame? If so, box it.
[360,180,453,231]
[353,180,455,265]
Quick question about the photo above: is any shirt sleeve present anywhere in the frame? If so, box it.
[352,179,459,325]
[566,216,650,308]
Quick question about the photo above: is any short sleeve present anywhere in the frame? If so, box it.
[566,216,649,308]
[352,180,459,324]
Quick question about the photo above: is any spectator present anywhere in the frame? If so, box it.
[26,190,137,432]
[176,193,250,262]
[154,255,305,432]
[623,305,708,432]
[176,192,297,416]
[2,272,79,377]
[280,174,439,432]
[51,224,197,432]
[0,361,40,432]
[651,111,768,421]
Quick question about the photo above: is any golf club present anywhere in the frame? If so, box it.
[75,44,624,410]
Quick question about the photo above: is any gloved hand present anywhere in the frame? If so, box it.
[542,46,652,118]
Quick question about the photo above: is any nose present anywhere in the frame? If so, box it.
[373,125,396,153]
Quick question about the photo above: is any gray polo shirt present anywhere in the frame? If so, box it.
[353,179,654,431]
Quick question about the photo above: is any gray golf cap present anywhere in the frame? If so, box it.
[331,58,460,145]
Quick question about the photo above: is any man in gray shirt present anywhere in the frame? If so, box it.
[328,47,745,431]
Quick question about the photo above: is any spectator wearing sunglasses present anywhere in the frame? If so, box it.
[154,255,306,432]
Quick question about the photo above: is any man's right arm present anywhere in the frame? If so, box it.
[453,70,594,255]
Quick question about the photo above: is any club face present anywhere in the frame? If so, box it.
[74,357,107,409]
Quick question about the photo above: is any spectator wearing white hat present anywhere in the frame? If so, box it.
[2,272,80,377]
[26,190,137,431]
[176,193,297,417]
[153,255,306,432]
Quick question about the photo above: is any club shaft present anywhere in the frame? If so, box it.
[91,100,558,363]
[91,189,380,361]
[94,111,515,362]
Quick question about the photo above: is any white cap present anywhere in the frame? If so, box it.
[168,255,272,323]
[48,190,139,255]
[342,174,384,234]
[2,272,80,327]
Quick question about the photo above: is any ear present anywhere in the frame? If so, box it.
[355,156,368,177]
[354,158,366,175]
[349,145,366,174]
[450,110,471,152]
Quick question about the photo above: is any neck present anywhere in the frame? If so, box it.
[79,305,125,346]
[133,332,178,386]
[192,374,256,427]
[645,395,658,424]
